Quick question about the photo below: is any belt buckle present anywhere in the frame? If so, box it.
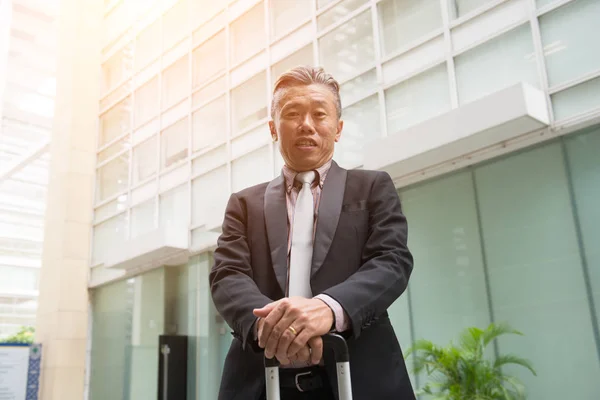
[294,371,312,392]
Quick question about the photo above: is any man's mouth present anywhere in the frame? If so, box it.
[295,139,317,147]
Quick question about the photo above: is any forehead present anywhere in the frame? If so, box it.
[278,84,337,109]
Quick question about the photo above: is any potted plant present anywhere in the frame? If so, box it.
[405,322,536,400]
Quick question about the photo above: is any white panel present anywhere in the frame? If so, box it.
[133,118,159,146]
[131,180,157,206]
[162,99,190,128]
[231,125,271,159]
[159,163,189,193]
[382,35,445,85]
[230,51,268,87]
[134,59,160,89]
[163,38,190,69]
[192,12,226,47]
[452,0,529,54]
[270,22,313,64]
[365,83,550,180]
[228,0,262,22]
[192,145,228,176]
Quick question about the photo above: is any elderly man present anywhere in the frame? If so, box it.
[209,66,415,400]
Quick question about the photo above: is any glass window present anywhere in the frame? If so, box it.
[131,199,156,238]
[270,0,311,39]
[192,95,226,152]
[163,0,188,50]
[102,46,132,94]
[98,136,131,164]
[271,45,314,82]
[231,146,272,192]
[231,72,268,135]
[454,23,538,105]
[385,63,450,135]
[192,30,226,89]
[564,127,600,336]
[539,0,600,87]
[319,10,375,82]
[160,184,189,230]
[335,94,380,169]
[399,171,490,347]
[133,136,157,184]
[96,153,129,202]
[552,76,600,122]
[449,0,493,19]
[134,77,159,127]
[317,0,367,31]
[192,166,228,228]
[161,118,189,169]
[89,269,164,399]
[230,3,265,65]
[339,68,378,106]
[92,212,128,265]
[135,20,160,70]
[475,143,600,399]
[192,76,226,108]
[0,265,39,292]
[99,96,131,148]
[94,196,128,222]
[162,56,189,109]
[378,0,442,56]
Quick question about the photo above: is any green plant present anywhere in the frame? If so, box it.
[405,322,536,400]
[0,326,35,344]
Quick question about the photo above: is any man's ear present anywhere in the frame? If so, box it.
[268,120,278,142]
[335,120,343,142]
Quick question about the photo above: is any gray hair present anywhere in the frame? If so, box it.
[270,65,342,120]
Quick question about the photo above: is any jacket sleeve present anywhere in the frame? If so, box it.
[209,193,272,351]
[322,171,413,339]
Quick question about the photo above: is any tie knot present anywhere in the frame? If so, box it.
[295,171,316,186]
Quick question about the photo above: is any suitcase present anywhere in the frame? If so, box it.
[264,333,353,400]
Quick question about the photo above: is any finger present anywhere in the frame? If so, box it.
[258,300,288,350]
[296,345,311,363]
[253,301,279,318]
[308,336,323,365]
[287,329,312,358]
[265,308,299,359]
[275,324,302,363]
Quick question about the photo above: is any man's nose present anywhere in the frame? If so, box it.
[299,114,316,133]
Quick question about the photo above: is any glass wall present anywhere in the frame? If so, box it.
[89,253,231,400]
[390,125,600,398]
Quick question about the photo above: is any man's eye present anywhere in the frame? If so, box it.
[314,112,326,117]
[286,112,299,117]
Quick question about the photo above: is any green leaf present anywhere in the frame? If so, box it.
[494,354,537,376]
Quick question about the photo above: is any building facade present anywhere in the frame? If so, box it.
[34,0,600,399]
[0,0,58,339]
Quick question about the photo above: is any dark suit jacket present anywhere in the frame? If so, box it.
[209,161,415,400]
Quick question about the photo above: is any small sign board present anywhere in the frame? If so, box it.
[0,343,42,400]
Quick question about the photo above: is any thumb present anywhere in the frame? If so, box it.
[253,302,277,318]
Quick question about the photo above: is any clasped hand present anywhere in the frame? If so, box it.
[253,297,334,365]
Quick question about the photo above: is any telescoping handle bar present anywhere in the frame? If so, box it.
[264,333,353,400]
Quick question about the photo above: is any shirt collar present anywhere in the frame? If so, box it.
[282,159,332,193]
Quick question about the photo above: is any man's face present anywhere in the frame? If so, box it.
[269,84,343,172]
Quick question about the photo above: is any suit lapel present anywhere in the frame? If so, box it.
[312,161,347,277]
[264,174,288,294]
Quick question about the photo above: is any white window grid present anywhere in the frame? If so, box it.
[91,0,600,267]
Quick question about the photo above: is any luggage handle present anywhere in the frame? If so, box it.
[264,333,353,400]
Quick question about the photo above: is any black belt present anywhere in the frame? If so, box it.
[278,366,328,392]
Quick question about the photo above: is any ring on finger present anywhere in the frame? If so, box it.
[288,326,298,336]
